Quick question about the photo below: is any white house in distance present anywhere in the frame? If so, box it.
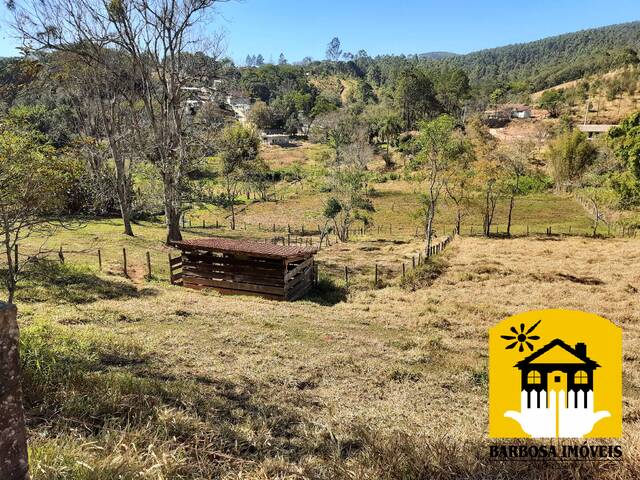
[226,94,252,123]
[508,104,532,119]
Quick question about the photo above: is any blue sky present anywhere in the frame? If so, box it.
[1,1,639,62]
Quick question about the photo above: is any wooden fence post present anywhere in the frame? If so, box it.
[216,219,219,228]
[374,264,378,286]
[287,234,291,245]
[146,251,152,279]
[202,219,205,229]
[0,302,29,480]
[412,256,416,269]
[98,249,102,271]
[123,248,128,277]
[344,265,349,286]
[402,263,405,280]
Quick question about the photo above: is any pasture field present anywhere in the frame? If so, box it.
[10,144,640,479]
[13,214,640,479]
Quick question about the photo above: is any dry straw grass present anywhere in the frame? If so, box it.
[12,231,640,479]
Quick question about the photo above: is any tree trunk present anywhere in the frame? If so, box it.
[0,302,30,480]
[101,97,134,237]
[3,222,16,305]
[506,195,515,236]
[230,201,236,230]
[484,190,492,236]
[115,177,134,237]
[425,200,435,255]
[163,174,182,244]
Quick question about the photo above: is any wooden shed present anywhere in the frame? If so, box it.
[169,238,317,301]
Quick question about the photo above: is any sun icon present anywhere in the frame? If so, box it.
[501,320,541,352]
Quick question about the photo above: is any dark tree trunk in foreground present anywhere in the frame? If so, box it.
[0,302,29,480]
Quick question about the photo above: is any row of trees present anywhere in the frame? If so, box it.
[313,110,547,254]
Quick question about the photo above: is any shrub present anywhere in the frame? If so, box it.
[400,255,448,291]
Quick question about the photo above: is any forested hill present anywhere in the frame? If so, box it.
[443,21,640,91]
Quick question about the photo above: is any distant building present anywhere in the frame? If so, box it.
[576,124,616,139]
[507,104,532,119]
[226,94,251,123]
[261,130,291,146]
[483,104,532,126]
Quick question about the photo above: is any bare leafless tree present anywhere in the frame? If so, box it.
[9,0,227,243]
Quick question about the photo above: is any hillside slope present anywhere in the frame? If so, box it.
[531,68,640,124]
[442,21,640,90]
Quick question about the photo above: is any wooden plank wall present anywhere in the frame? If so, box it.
[169,255,183,285]
[285,258,315,301]
[180,250,288,300]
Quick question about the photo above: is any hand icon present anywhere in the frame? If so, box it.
[558,390,610,438]
[504,389,610,438]
[504,390,556,438]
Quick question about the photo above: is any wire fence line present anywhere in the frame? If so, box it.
[8,210,637,297]
[10,226,457,294]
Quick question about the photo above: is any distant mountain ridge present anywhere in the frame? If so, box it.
[417,51,459,60]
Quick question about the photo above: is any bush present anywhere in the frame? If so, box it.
[400,255,448,291]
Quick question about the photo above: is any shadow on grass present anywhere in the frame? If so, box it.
[303,276,348,305]
[21,321,343,477]
[13,259,158,304]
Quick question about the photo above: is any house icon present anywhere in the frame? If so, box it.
[515,339,600,408]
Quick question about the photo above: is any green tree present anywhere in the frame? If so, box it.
[538,90,566,118]
[414,115,464,254]
[608,111,640,206]
[247,100,275,130]
[217,124,261,230]
[395,69,439,130]
[498,140,536,236]
[378,113,403,162]
[547,129,597,190]
[467,115,501,236]
[326,37,342,61]
[323,128,374,242]
[0,126,79,303]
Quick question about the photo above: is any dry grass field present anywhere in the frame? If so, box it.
[13,224,640,478]
[8,142,640,479]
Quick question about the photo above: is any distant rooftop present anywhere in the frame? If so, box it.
[577,124,616,133]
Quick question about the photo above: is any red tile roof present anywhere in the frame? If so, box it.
[172,237,317,259]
